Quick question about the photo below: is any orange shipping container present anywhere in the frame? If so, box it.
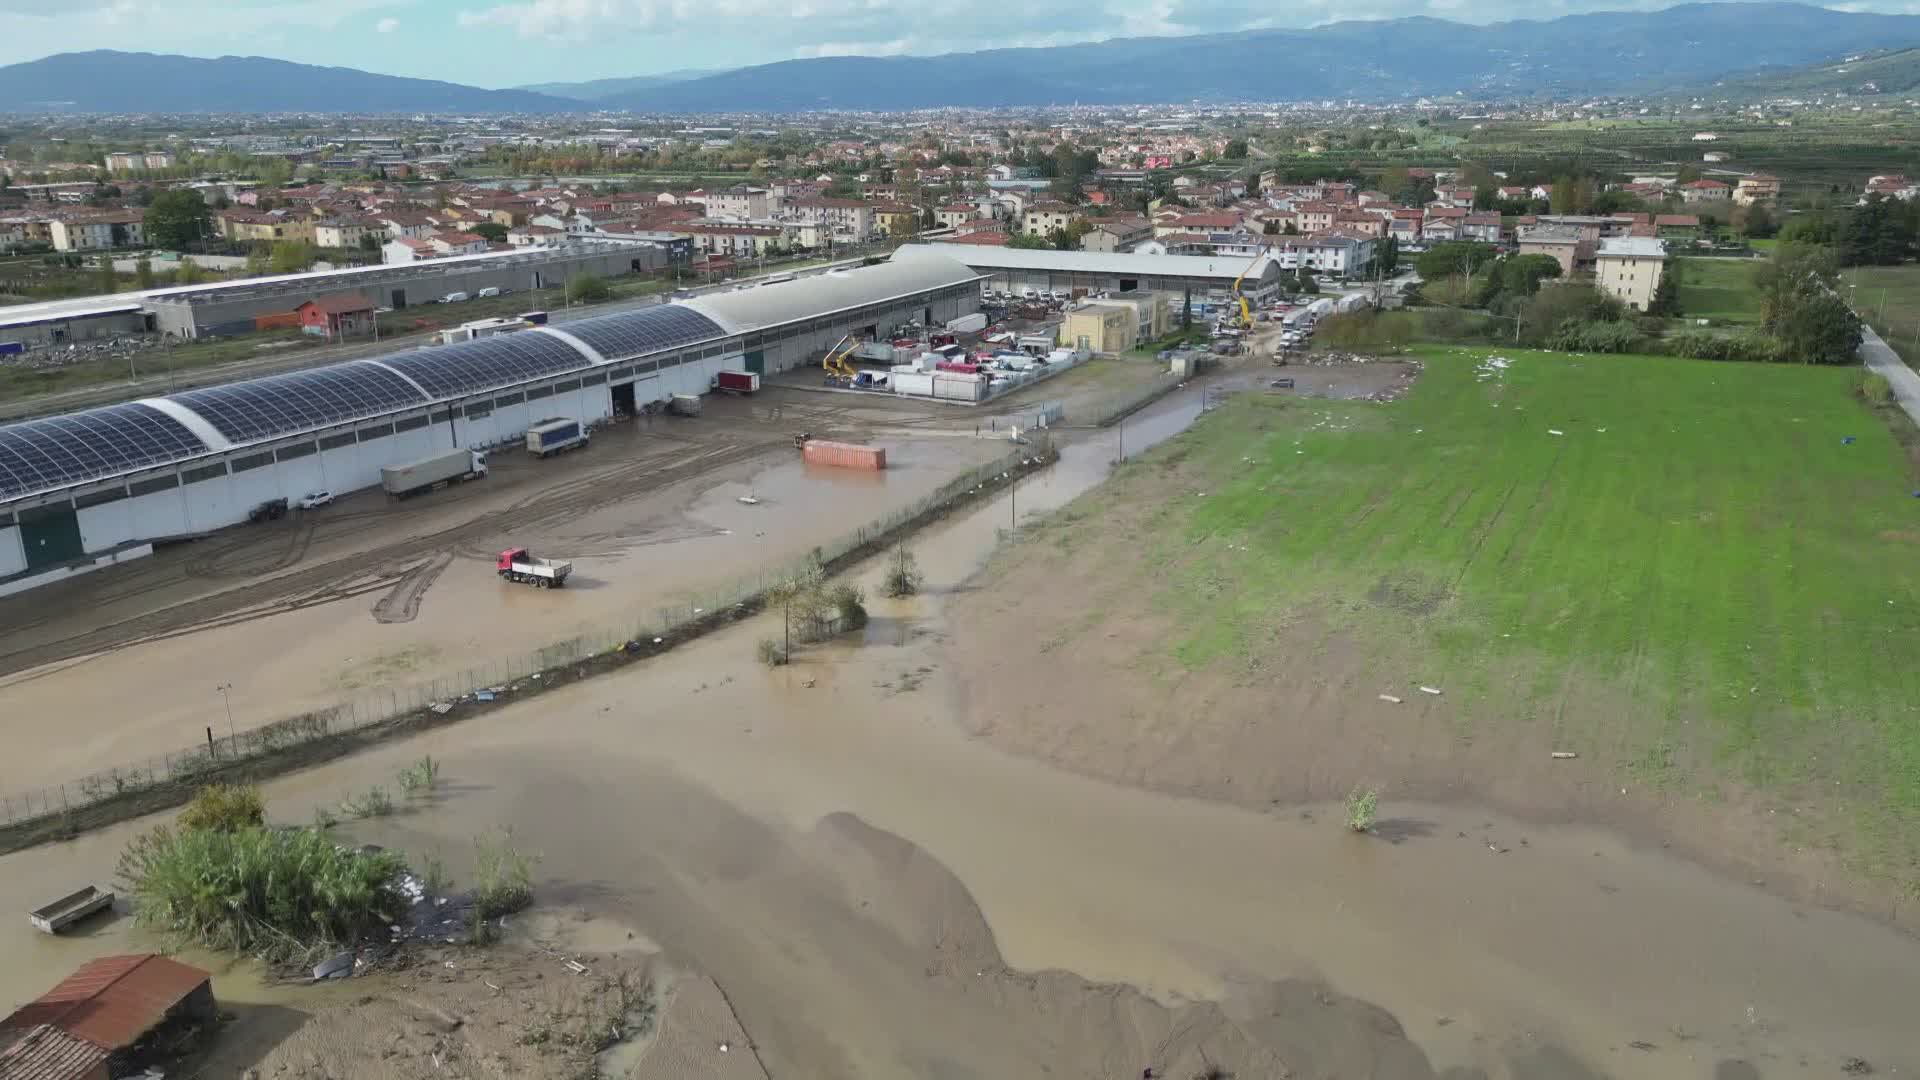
[253,311,300,331]
[801,440,886,470]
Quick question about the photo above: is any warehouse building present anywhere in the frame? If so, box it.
[145,241,665,340]
[0,242,665,350]
[0,255,981,594]
[895,243,1286,306]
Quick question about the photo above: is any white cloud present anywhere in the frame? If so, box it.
[793,37,915,58]
[376,15,399,30]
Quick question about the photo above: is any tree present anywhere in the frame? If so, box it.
[1414,241,1498,282]
[470,222,509,243]
[268,240,316,274]
[1734,202,1775,239]
[1772,291,1862,364]
[1006,231,1051,249]
[1223,138,1249,159]
[1376,235,1399,275]
[1550,176,1576,215]
[1650,258,1682,316]
[95,255,117,295]
[134,257,154,291]
[1056,219,1093,250]
[245,244,271,275]
[145,188,212,251]
[176,257,205,285]
[566,274,610,303]
[1757,242,1839,328]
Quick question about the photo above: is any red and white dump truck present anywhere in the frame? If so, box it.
[496,547,573,588]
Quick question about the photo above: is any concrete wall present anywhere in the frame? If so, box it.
[0,309,150,349]
[149,247,666,339]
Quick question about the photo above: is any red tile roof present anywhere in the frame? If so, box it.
[943,230,1009,246]
[1,955,209,1052]
[1655,214,1700,227]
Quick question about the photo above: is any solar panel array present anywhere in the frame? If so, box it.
[561,304,724,362]
[170,362,431,443]
[380,332,593,398]
[0,303,741,504]
[0,403,209,500]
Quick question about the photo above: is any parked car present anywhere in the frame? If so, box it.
[298,490,334,510]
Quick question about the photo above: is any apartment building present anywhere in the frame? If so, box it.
[1594,236,1667,311]
[49,210,146,252]
[704,185,772,219]
[784,197,876,242]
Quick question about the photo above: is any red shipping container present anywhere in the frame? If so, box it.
[801,440,886,470]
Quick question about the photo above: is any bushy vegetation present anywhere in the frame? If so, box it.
[472,828,537,920]
[176,783,265,832]
[1860,371,1895,406]
[566,274,611,303]
[118,821,407,962]
[397,755,440,795]
[1345,786,1379,833]
[339,785,394,819]
[756,637,790,667]
[882,545,925,598]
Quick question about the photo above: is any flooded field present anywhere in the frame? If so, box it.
[4,374,1917,1079]
[0,393,1007,794]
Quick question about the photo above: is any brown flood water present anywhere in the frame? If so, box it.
[2,383,1916,1078]
[0,432,1004,793]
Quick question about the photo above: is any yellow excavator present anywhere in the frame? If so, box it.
[1228,250,1264,331]
[821,334,860,386]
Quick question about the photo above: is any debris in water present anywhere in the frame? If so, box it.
[1418,686,1442,695]
[474,691,495,703]
[737,495,760,505]
[564,960,588,974]
[1378,694,1403,704]
[430,702,452,715]
[1548,429,1565,436]
[1842,1057,1875,1076]
[719,1042,731,1054]
[312,951,354,982]
[1551,751,1578,760]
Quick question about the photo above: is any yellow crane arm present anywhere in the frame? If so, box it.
[1230,251,1265,329]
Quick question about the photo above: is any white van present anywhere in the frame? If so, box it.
[440,291,469,304]
[477,286,502,298]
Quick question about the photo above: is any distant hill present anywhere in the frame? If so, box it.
[605,2,1920,110]
[516,69,724,101]
[1705,47,1920,97]
[0,51,580,113]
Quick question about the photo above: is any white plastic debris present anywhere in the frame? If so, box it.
[1378,694,1403,704]
[1551,751,1578,760]
[1418,686,1443,695]
[1548,429,1565,436]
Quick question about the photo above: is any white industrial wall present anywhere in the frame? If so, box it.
[0,526,25,577]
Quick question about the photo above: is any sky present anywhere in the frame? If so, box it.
[0,0,1911,88]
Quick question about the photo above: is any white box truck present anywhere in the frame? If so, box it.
[525,418,589,458]
[381,449,488,498]
[945,312,988,334]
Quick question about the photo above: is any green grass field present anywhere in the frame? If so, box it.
[1846,264,1920,372]
[1121,348,1920,889]
[1676,258,1763,324]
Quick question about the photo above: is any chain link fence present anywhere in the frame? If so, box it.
[0,437,1055,835]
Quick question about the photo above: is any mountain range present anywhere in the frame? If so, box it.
[3,4,1920,113]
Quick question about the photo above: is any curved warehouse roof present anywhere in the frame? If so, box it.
[0,302,731,504]
[895,243,1280,282]
[684,254,981,333]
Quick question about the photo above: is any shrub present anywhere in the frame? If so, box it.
[472,828,537,920]
[117,824,406,962]
[1344,786,1379,833]
[1861,372,1894,406]
[177,784,265,832]
[882,546,924,598]
[757,637,789,666]
[1545,318,1639,354]
[397,755,440,795]
[340,785,394,819]
[829,583,868,631]
[565,274,610,304]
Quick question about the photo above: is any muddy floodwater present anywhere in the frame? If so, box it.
[0,430,1004,792]
[3,379,1917,1078]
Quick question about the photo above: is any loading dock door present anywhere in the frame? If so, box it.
[743,350,765,375]
[611,381,637,417]
[18,506,84,570]
[391,288,407,309]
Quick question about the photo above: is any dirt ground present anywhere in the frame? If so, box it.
[3,366,1916,1080]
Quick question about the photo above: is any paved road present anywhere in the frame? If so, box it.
[1858,324,1920,429]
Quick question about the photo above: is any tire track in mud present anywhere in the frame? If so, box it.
[371,552,454,624]
[0,438,787,677]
